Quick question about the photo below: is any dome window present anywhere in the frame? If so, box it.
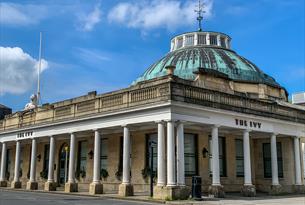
[220,37,226,48]
[185,35,194,46]
[210,35,217,45]
[176,37,183,49]
[198,34,207,45]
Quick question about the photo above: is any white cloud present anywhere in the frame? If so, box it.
[75,47,111,64]
[78,2,102,31]
[0,2,48,26]
[108,0,213,31]
[0,47,48,95]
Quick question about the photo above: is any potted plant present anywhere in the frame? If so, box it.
[40,169,48,179]
[100,169,109,180]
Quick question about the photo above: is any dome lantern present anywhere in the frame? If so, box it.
[170,31,231,51]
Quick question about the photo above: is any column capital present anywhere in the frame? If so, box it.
[271,133,279,136]
[176,120,187,125]
[212,124,221,129]
[243,129,252,133]
[92,129,101,134]
[121,124,129,128]
[294,136,301,139]
[155,120,164,124]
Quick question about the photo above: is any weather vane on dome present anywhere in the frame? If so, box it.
[194,0,206,31]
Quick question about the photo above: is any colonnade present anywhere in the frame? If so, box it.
[0,122,303,198]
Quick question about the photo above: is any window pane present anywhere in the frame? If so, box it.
[184,134,197,176]
[185,35,194,46]
[235,139,244,176]
[198,35,206,45]
[263,142,283,178]
[210,35,217,45]
[101,138,108,170]
[177,38,183,49]
[147,134,158,172]
[43,144,50,171]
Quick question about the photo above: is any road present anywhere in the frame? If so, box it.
[0,189,159,205]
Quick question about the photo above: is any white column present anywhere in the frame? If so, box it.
[0,142,7,181]
[122,126,131,184]
[47,136,55,182]
[243,130,252,185]
[176,122,185,186]
[93,130,101,184]
[157,121,165,186]
[294,137,302,185]
[167,121,176,186]
[217,35,221,46]
[271,133,279,185]
[13,141,21,182]
[194,33,198,46]
[68,133,76,183]
[225,38,229,49]
[212,125,220,185]
[29,138,37,182]
[206,33,211,45]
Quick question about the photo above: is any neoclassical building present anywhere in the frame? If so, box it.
[0,29,304,200]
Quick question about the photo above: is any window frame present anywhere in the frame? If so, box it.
[76,140,88,177]
[235,139,244,177]
[263,142,284,178]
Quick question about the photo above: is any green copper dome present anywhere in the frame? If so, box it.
[133,31,281,88]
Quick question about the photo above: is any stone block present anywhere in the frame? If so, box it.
[89,183,103,195]
[241,185,256,197]
[11,181,22,189]
[26,181,38,190]
[65,182,78,193]
[0,180,7,187]
[118,183,134,197]
[269,184,283,195]
[208,185,225,198]
[153,185,191,200]
[293,185,305,194]
[44,181,57,191]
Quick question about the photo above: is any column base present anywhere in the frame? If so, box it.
[240,185,256,197]
[208,185,225,198]
[269,184,283,195]
[11,181,22,189]
[65,182,78,193]
[44,181,57,191]
[153,185,191,200]
[26,181,38,190]
[293,185,305,194]
[89,183,103,195]
[118,183,134,197]
[0,180,7,187]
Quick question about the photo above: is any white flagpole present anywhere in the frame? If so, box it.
[37,32,42,105]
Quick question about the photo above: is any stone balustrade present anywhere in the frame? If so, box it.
[0,76,304,132]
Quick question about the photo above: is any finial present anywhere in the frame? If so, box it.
[194,0,206,31]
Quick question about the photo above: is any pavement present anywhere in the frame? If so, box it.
[0,189,159,205]
[0,188,304,205]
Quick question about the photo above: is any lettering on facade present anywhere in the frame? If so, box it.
[16,131,34,139]
[235,119,262,129]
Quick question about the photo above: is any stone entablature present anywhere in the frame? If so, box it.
[0,75,304,132]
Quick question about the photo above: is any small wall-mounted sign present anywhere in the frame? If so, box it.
[16,131,34,139]
[235,119,262,129]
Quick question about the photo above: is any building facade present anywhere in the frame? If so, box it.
[0,30,304,200]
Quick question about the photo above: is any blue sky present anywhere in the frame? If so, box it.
[0,0,304,111]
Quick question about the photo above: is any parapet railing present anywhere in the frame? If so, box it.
[0,77,304,132]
